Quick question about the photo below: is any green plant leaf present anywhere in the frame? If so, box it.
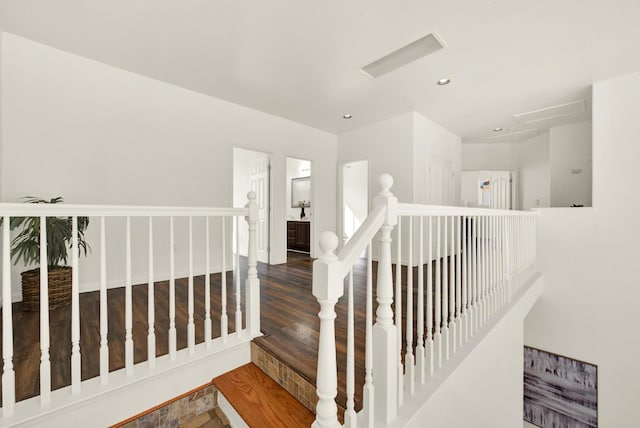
[9,197,91,268]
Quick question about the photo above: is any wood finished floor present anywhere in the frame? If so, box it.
[0,250,461,415]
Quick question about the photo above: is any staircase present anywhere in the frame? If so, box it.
[110,381,232,428]
[0,175,542,427]
[213,363,314,428]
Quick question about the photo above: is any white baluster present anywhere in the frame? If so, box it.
[495,216,501,305]
[2,217,15,417]
[235,216,243,337]
[531,217,538,272]
[442,216,449,360]
[405,217,414,394]
[395,218,403,406]
[449,215,456,355]
[500,216,506,305]
[516,217,520,290]
[147,217,156,368]
[99,217,109,384]
[461,216,468,343]
[188,216,195,354]
[312,232,341,428]
[488,216,494,317]
[205,217,212,348]
[506,216,512,300]
[372,174,398,424]
[71,216,81,393]
[494,216,500,309]
[455,216,462,349]
[125,217,134,375]
[435,216,442,368]
[344,270,356,428]
[169,217,177,360]
[364,242,374,428]
[482,216,488,324]
[221,217,228,342]
[478,216,484,325]
[417,216,425,384]
[486,217,491,321]
[471,216,477,334]
[39,216,51,404]
[245,191,259,337]
[426,216,434,378]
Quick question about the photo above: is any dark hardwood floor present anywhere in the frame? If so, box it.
[1,250,460,416]
[0,269,246,404]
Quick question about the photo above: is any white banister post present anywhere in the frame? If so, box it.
[2,216,15,417]
[312,232,342,428]
[373,174,398,424]
[39,216,51,405]
[245,191,260,337]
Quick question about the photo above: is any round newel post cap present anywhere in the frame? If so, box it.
[247,191,256,201]
[379,174,393,195]
[319,231,339,260]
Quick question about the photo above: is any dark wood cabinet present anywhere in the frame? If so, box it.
[287,221,311,253]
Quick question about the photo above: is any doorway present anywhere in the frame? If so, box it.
[286,157,312,259]
[233,148,270,263]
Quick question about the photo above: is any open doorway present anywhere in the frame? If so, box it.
[286,157,312,260]
[233,148,270,263]
[340,160,368,249]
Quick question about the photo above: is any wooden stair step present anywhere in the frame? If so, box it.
[213,363,315,428]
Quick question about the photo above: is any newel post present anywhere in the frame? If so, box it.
[312,232,343,428]
[245,191,261,337]
[373,174,399,424]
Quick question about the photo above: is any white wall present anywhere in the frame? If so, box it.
[413,112,462,205]
[461,134,551,211]
[338,112,414,204]
[0,33,337,294]
[341,160,368,239]
[461,141,520,172]
[549,121,592,207]
[0,30,3,202]
[519,133,550,210]
[525,73,640,427]
[400,275,544,428]
[417,311,524,428]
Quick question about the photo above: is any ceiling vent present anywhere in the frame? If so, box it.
[482,128,540,143]
[514,100,586,125]
[361,32,446,78]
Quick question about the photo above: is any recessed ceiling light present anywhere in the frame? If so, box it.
[436,78,451,86]
[343,114,352,119]
[493,127,503,132]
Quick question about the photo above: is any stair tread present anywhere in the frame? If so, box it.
[213,363,315,428]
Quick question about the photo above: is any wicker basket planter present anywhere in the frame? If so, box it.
[21,266,72,311]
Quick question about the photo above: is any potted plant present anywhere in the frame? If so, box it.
[10,197,90,311]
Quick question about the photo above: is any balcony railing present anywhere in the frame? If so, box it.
[0,193,260,422]
[313,174,538,427]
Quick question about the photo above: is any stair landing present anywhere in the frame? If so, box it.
[212,363,315,428]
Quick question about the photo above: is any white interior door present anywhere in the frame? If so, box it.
[461,170,513,210]
[426,156,455,205]
[250,159,270,263]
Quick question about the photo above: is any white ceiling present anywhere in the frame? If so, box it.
[1,0,638,142]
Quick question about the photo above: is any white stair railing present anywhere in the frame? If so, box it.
[313,174,538,427]
[0,192,259,421]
